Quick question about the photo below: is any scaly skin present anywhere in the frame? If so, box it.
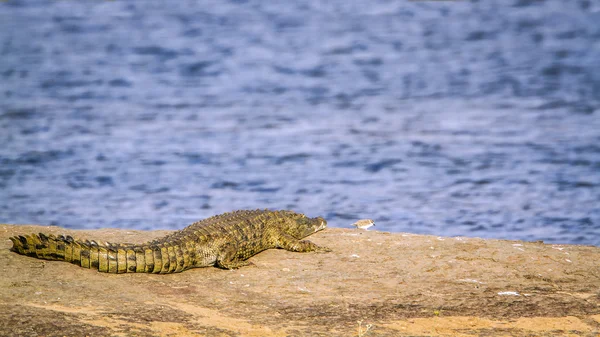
[9,209,329,273]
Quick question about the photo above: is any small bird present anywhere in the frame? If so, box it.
[351,219,375,230]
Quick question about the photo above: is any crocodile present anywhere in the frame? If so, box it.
[9,209,329,273]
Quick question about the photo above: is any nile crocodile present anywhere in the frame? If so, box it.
[9,209,329,273]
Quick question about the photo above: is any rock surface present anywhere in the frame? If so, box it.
[1,224,599,336]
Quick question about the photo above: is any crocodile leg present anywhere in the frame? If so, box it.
[216,258,253,269]
[275,233,331,253]
[215,242,253,269]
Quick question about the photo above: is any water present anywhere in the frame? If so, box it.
[1,0,599,246]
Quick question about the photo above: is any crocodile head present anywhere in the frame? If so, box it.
[282,211,327,239]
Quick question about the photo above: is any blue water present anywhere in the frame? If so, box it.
[1,0,599,245]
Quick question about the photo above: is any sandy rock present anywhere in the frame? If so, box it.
[1,224,599,336]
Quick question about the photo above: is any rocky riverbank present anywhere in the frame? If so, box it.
[1,224,599,336]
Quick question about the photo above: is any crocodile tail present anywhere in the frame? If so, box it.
[9,233,191,274]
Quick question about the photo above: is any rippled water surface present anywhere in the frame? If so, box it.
[1,0,599,245]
